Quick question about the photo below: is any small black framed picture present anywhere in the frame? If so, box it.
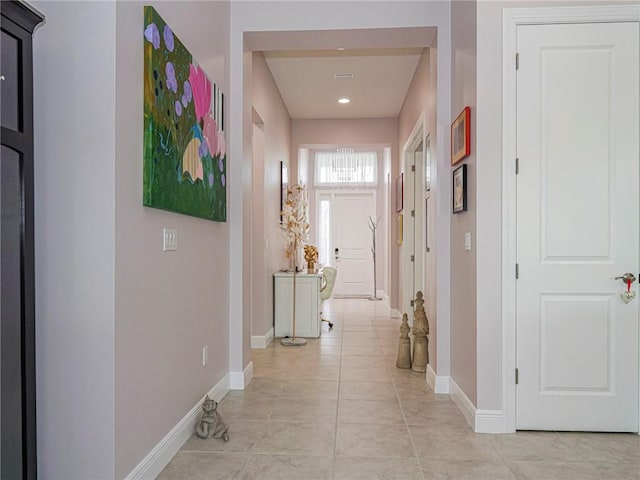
[280,161,288,225]
[453,164,467,213]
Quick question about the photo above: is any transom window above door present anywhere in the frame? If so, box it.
[314,149,378,187]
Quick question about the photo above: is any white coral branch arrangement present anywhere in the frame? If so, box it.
[281,184,309,264]
[280,184,310,346]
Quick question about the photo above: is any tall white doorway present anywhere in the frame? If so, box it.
[317,191,376,297]
[402,119,426,316]
[514,20,639,431]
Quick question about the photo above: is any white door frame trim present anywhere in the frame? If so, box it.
[401,113,427,318]
[502,4,640,434]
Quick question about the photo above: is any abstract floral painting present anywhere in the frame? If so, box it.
[143,6,226,221]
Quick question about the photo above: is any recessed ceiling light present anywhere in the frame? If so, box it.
[338,97,350,104]
[337,47,345,51]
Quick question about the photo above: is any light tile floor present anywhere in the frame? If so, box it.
[159,299,640,479]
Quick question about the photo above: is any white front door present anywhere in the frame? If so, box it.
[516,22,639,431]
[319,191,375,297]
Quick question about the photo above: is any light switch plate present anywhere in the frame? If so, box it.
[163,228,178,251]
[464,232,472,251]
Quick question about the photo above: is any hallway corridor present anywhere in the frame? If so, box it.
[159,299,640,479]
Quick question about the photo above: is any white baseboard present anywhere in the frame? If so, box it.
[434,375,451,394]
[450,377,476,430]
[230,361,254,390]
[251,327,274,349]
[475,409,507,433]
[426,364,450,394]
[428,372,506,433]
[426,364,436,390]
[124,374,230,480]
[390,308,402,318]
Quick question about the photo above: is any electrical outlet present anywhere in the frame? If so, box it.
[464,232,472,251]
[163,228,178,251]
[202,346,208,367]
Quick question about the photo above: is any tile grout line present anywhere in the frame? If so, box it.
[233,453,253,479]
[234,300,398,479]
[342,305,425,478]
[385,331,428,480]
[331,329,344,480]
[236,347,299,478]
[487,432,521,479]
[335,304,393,477]
[163,300,640,479]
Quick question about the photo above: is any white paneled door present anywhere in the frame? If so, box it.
[325,192,375,297]
[516,22,639,431]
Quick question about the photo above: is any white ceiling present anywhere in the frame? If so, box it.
[264,48,423,119]
[247,27,436,120]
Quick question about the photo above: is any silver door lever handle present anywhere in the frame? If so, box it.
[615,273,636,284]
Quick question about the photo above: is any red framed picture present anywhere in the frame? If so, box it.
[396,173,404,212]
[451,106,471,165]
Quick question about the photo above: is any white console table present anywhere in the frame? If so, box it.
[273,271,322,338]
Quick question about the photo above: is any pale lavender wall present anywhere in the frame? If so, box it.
[33,2,116,477]
[33,1,231,476]
[450,0,478,406]
[241,49,254,367]
[251,52,292,339]
[114,2,229,477]
[397,48,440,371]
[291,119,398,174]
[251,122,266,338]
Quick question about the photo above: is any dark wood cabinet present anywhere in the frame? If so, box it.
[1,2,43,478]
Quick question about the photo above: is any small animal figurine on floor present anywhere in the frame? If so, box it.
[195,395,229,441]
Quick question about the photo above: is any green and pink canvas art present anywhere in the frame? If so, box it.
[143,6,226,221]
